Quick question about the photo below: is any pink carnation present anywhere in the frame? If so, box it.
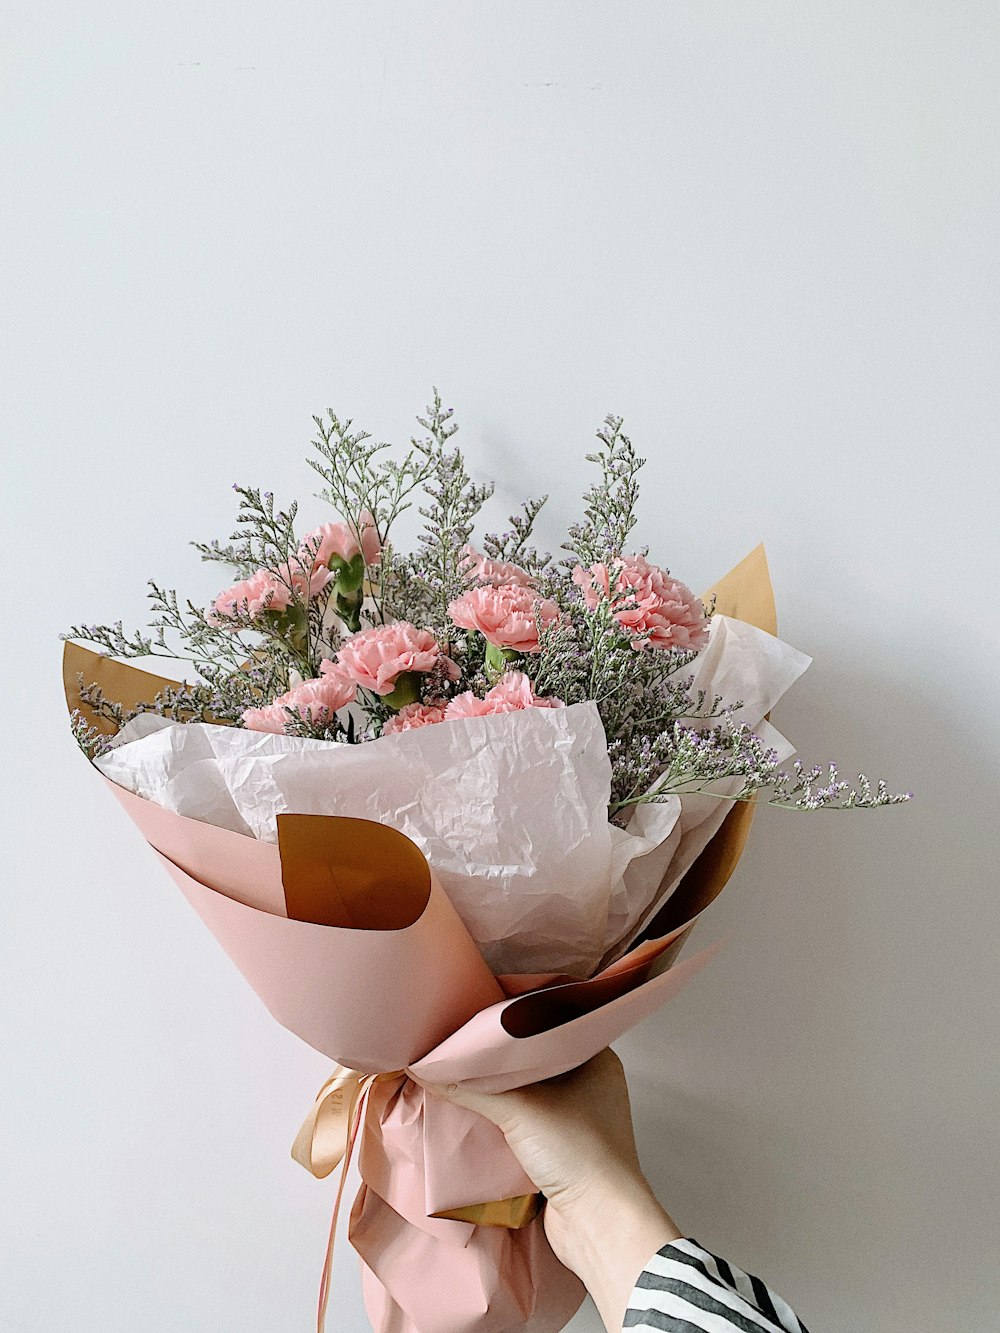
[444,671,563,719]
[238,702,291,734]
[206,569,292,625]
[241,667,356,733]
[299,511,381,570]
[573,554,709,651]
[381,702,447,735]
[460,544,535,589]
[274,559,334,600]
[447,584,559,653]
[331,623,443,695]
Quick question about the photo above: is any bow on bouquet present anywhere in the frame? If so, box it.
[62,396,909,1333]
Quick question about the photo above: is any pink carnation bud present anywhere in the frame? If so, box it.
[240,667,356,733]
[447,584,559,653]
[381,702,447,736]
[239,701,291,734]
[459,544,535,589]
[444,670,563,719]
[330,623,444,696]
[274,559,334,600]
[299,510,381,571]
[572,554,709,651]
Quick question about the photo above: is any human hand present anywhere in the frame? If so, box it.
[411,1050,681,1332]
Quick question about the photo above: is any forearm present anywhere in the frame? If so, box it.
[552,1176,682,1333]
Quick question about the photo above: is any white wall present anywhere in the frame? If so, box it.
[4,4,998,1330]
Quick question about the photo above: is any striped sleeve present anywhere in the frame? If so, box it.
[623,1237,810,1333]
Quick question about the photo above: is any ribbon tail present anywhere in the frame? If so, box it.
[316,1074,376,1333]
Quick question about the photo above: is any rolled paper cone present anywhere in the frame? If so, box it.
[104,778,286,913]
[94,783,504,1069]
[155,842,502,1069]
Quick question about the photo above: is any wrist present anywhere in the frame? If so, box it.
[547,1172,682,1333]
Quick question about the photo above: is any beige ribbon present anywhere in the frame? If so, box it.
[292,1064,398,1333]
[291,1063,386,1181]
[292,1066,542,1331]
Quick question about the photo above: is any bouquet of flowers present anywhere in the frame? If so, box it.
[62,394,908,1333]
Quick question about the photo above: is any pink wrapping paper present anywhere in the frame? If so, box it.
[87,750,720,1333]
[64,545,777,1333]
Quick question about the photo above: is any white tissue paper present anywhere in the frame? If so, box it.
[96,615,811,977]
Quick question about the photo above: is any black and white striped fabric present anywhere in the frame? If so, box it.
[623,1238,810,1332]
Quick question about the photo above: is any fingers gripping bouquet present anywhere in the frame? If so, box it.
[63,396,909,1333]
